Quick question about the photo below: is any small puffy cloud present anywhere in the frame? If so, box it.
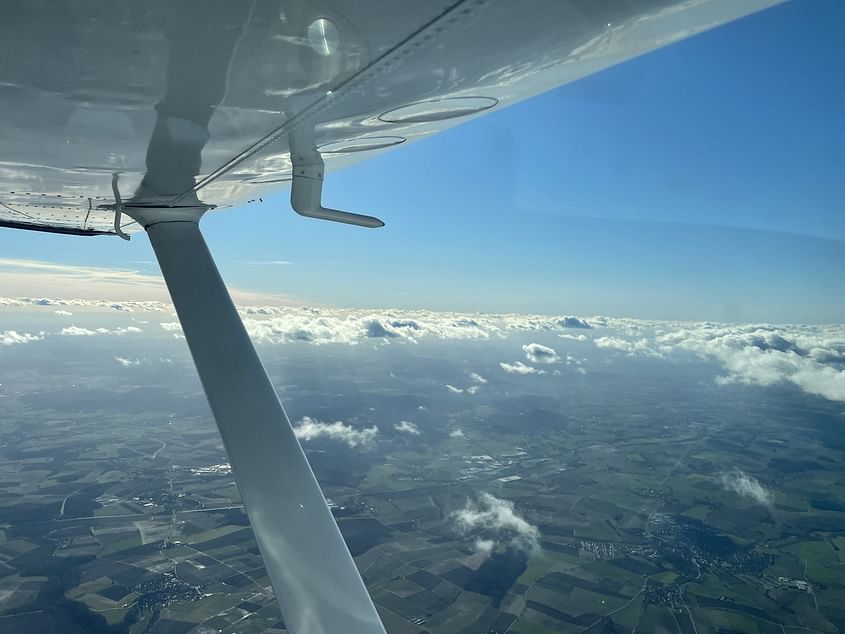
[1,330,44,346]
[394,420,420,435]
[719,470,773,507]
[499,361,545,375]
[293,416,378,448]
[61,326,96,336]
[449,428,465,439]
[446,384,464,394]
[523,343,560,364]
[469,372,487,384]
[54,309,73,316]
[452,493,540,555]
[558,333,588,342]
[114,356,141,367]
[466,385,481,395]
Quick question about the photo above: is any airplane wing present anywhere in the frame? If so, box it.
[0,2,783,633]
[0,0,781,234]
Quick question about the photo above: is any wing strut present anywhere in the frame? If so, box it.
[143,211,386,634]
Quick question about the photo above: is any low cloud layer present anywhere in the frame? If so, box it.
[3,294,843,405]
[719,470,773,507]
[293,417,378,448]
[452,493,540,555]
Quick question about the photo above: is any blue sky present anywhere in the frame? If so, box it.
[1,0,843,323]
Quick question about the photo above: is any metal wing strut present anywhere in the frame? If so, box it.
[145,213,386,634]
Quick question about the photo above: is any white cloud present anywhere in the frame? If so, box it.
[452,493,540,555]
[293,417,378,448]
[1,330,44,346]
[719,470,773,507]
[54,309,73,316]
[558,316,592,329]
[594,336,661,357]
[60,326,96,336]
[60,326,142,337]
[0,259,295,306]
[657,323,845,402]
[499,361,545,375]
[558,333,588,342]
[469,372,487,384]
[114,356,141,367]
[445,384,464,394]
[394,420,420,435]
[523,343,560,364]
[449,428,465,439]
[1,298,602,349]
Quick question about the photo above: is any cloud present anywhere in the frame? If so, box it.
[452,493,540,555]
[523,343,560,364]
[558,316,592,329]
[61,326,97,336]
[160,322,184,338]
[558,333,588,342]
[445,384,464,394]
[469,372,487,384]
[719,470,773,507]
[0,259,298,306]
[657,323,845,402]
[594,336,661,357]
[1,330,44,346]
[54,310,73,316]
[293,417,378,448]
[114,356,141,367]
[0,296,169,312]
[2,298,601,349]
[243,260,292,266]
[394,420,420,435]
[60,326,142,337]
[0,259,170,302]
[499,361,545,375]
[449,428,465,439]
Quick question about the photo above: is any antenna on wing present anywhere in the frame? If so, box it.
[289,125,384,228]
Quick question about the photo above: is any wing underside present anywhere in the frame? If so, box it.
[0,0,782,235]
